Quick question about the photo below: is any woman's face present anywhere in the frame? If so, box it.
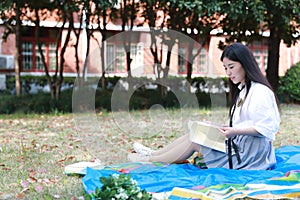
[223,57,246,85]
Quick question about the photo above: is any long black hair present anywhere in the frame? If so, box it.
[220,43,279,110]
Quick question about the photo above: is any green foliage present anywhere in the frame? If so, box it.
[85,174,152,200]
[217,0,300,45]
[215,0,300,92]
[0,1,13,12]
[0,76,228,114]
[4,75,75,94]
[0,89,73,114]
[278,62,300,103]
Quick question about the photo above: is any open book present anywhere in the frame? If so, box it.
[188,121,226,152]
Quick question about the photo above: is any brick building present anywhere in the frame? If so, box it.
[0,10,299,80]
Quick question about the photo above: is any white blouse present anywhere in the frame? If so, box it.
[232,82,280,141]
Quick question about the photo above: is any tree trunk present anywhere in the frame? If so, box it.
[51,21,64,100]
[52,13,73,100]
[160,37,175,97]
[266,26,281,92]
[100,40,106,90]
[14,7,21,96]
[100,10,108,90]
[186,42,194,86]
[82,11,91,82]
[126,51,132,77]
[74,24,81,79]
[35,10,48,78]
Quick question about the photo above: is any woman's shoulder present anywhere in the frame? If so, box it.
[250,82,273,93]
[249,82,276,102]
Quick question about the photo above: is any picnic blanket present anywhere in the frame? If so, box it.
[81,145,300,199]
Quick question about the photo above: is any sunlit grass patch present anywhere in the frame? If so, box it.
[0,104,299,199]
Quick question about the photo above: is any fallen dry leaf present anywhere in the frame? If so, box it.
[57,155,75,163]
[27,176,38,183]
[16,193,25,199]
[29,170,35,178]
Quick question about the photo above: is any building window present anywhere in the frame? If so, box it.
[178,48,187,73]
[106,43,139,73]
[35,42,46,70]
[178,47,208,75]
[193,48,208,74]
[21,40,58,72]
[116,45,126,72]
[20,27,59,72]
[49,42,57,70]
[22,42,33,70]
[106,44,115,73]
[248,40,268,73]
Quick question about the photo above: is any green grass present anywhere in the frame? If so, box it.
[0,104,299,199]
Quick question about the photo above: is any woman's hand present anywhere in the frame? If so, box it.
[219,127,238,138]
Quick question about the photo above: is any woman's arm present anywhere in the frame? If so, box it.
[219,126,262,138]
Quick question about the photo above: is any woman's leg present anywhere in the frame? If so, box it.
[150,134,201,163]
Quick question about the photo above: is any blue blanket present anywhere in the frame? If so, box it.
[82,145,300,199]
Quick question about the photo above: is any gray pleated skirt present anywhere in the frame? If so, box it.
[200,135,276,170]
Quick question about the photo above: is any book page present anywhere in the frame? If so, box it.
[188,121,226,152]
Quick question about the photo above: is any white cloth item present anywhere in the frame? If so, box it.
[133,142,154,156]
[127,153,150,162]
[232,82,280,140]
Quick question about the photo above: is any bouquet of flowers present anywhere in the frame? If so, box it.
[86,173,152,200]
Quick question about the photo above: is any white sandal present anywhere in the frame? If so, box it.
[133,142,153,156]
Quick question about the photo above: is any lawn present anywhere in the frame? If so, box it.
[0,104,299,199]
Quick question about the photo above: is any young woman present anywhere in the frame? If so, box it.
[128,43,281,170]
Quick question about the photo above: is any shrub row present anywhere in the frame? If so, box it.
[1,65,298,114]
[0,76,229,114]
[0,88,217,114]
[277,62,300,103]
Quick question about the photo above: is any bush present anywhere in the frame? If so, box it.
[5,75,75,94]
[278,62,300,103]
[0,90,73,114]
[0,76,229,114]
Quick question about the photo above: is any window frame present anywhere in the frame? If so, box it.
[177,45,208,75]
[248,40,268,74]
[105,42,140,74]
[20,29,59,72]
